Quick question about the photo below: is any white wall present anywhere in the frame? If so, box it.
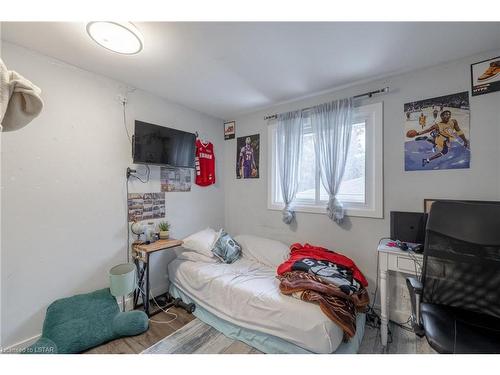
[2,38,500,348]
[0,42,225,348]
[224,49,500,319]
[0,21,3,348]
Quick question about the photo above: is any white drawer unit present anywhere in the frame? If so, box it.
[391,255,418,273]
[378,239,423,347]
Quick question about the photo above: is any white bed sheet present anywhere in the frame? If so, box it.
[168,257,345,353]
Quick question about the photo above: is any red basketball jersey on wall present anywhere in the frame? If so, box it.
[195,139,216,186]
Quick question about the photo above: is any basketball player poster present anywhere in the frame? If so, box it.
[236,134,260,179]
[471,56,500,97]
[404,92,470,171]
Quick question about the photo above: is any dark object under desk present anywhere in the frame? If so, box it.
[132,239,195,317]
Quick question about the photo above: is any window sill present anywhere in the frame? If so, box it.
[268,203,383,219]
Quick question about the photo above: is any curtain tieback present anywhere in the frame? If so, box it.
[282,203,295,224]
[327,195,345,224]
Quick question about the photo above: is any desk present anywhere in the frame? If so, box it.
[132,239,183,316]
[378,239,423,347]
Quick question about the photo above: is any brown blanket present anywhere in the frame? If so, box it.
[277,271,369,338]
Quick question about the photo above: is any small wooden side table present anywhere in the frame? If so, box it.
[132,239,192,317]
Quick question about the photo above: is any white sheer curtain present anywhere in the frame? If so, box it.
[277,110,303,224]
[311,98,353,223]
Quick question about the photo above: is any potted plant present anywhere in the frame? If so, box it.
[158,221,170,240]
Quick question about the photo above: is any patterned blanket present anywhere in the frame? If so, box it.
[277,271,369,339]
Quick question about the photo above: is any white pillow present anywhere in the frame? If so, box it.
[234,234,290,268]
[182,228,218,258]
[177,250,219,263]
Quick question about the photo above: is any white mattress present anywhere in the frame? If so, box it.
[168,257,345,353]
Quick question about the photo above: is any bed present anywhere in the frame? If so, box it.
[167,234,366,354]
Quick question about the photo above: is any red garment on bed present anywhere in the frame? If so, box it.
[276,243,368,287]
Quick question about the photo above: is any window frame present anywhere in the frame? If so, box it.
[267,102,383,219]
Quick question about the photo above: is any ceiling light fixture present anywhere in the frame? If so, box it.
[86,21,144,55]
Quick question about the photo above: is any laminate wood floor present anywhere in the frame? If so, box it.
[142,318,261,354]
[86,309,436,354]
[84,307,196,354]
[359,323,436,354]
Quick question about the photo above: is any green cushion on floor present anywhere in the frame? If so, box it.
[24,288,148,354]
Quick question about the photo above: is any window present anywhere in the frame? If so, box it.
[268,102,383,218]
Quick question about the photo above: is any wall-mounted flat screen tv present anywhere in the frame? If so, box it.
[133,120,196,168]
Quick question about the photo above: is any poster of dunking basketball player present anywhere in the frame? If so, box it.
[236,134,260,179]
[404,92,470,171]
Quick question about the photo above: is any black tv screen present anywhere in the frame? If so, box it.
[133,120,196,168]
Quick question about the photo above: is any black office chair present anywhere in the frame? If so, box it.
[406,200,500,353]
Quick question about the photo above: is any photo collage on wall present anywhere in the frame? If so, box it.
[161,166,192,192]
[404,92,470,171]
[127,192,166,222]
[236,134,260,179]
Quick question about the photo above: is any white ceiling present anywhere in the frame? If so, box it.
[3,22,500,119]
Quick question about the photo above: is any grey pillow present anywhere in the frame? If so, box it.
[212,231,241,264]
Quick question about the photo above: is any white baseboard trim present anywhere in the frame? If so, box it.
[1,285,170,353]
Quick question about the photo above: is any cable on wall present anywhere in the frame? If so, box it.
[366,238,418,336]
[126,176,131,263]
[119,86,136,145]
[121,86,149,263]
[128,177,178,324]
[125,165,151,263]
[122,99,132,144]
[129,165,150,183]
[365,237,389,329]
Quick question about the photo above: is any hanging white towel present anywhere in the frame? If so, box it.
[0,58,43,132]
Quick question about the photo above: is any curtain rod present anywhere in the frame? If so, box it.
[264,87,389,121]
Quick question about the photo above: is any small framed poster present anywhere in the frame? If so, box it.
[471,56,500,96]
[236,134,260,179]
[224,121,235,140]
[404,92,470,171]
